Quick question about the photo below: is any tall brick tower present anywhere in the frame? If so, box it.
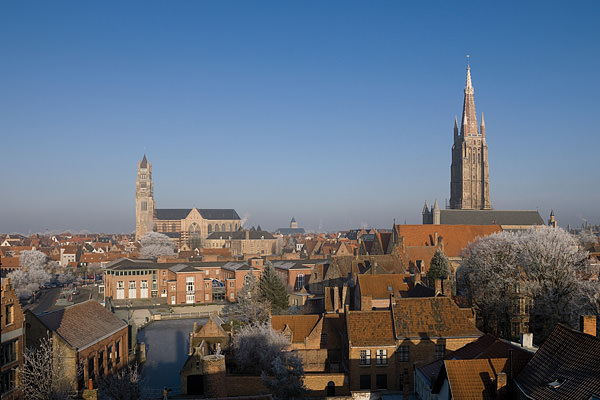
[450,65,491,210]
[135,155,155,240]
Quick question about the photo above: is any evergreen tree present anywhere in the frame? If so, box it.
[259,262,289,314]
[427,249,451,285]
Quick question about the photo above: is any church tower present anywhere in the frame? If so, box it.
[135,155,155,240]
[450,65,491,210]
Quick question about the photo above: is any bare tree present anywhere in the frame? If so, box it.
[236,270,271,325]
[20,335,76,400]
[232,324,290,375]
[459,226,590,342]
[97,363,141,400]
[8,249,51,297]
[262,352,308,400]
[139,232,176,258]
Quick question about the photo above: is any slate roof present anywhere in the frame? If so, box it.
[392,297,481,339]
[439,209,544,226]
[36,300,127,350]
[206,230,274,240]
[515,324,600,400]
[155,208,241,220]
[347,309,396,346]
[272,261,313,270]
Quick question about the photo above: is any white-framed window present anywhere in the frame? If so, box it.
[205,270,209,275]
[294,274,304,291]
[215,270,219,275]
[376,349,387,365]
[186,277,194,293]
[230,292,235,300]
[360,349,371,366]
[205,294,210,301]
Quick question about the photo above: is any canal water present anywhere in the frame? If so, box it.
[138,318,207,398]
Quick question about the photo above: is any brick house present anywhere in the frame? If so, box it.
[1,279,24,400]
[346,296,482,393]
[25,300,128,390]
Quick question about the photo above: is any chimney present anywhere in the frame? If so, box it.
[520,332,533,348]
[495,372,507,398]
[413,273,421,285]
[434,279,442,294]
[580,315,597,336]
[333,286,340,311]
[433,232,438,246]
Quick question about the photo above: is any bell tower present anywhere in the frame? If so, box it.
[135,155,155,240]
[450,64,491,210]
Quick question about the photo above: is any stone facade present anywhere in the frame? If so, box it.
[135,155,155,241]
[450,66,491,210]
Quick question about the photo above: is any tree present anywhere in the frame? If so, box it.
[232,324,290,374]
[8,249,51,298]
[427,249,451,285]
[97,363,141,400]
[20,335,76,400]
[262,353,308,400]
[237,270,271,325]
[139,232,176,258]
[459,227,589,342]
[259,262,289,315]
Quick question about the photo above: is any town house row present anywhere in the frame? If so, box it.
[103,258,318,305]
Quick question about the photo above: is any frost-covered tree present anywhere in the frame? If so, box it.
[459,226,589,341]
[8,250,51,297]
[427,249,451,285]
[259,263,289,315]
[237,270,271,325]
[232,324,290,375]
[20,335,76,400]
[262,353,308,400]
[139,231,176,258]
[97,363,141,400]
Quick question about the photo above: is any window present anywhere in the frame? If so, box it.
[294,274,304,291]
[162,270,166,276]
[4,305,14,325]
[88,356,95,382]
[140,182,146,188]
[98,351,104,377]
[170,284,176,291]
[115,340,121,365]
[399,373,404,390]
[216,270,219,275]
[321,334,328,345]
[1,368,17,394]
[1,339,18,366]
[435,344,445,360]
[229,281,235,288]
[205,270,209,275]
[107,345,113,371]
[230,292,234,300]
[141,201,147,211]
[376,349,387,365]
[205,294,210,301]
[376,374,388,389]
[398,345,409,362]
[208,224,212,233]
[186,277,194,293]
[359,374,371,390]
[360,349,371,366]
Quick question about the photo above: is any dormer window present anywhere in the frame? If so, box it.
[548,378,565,389]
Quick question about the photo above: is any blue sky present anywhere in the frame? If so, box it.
[2,1,599,234]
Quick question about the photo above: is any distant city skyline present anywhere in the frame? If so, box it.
[2,1,599,234]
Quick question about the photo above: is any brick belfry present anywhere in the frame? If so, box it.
[450,64,491,210]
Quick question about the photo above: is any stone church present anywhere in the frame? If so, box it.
[135,155,242,245]
[423,66,543,230]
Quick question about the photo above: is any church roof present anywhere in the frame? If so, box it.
[206,229,274,240]
[276,227,306,235]
[155,208,241,220]
[439,210,544,226]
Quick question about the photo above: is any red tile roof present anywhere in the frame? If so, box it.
[271,315,320,344]
[347,310,395,347]
[357,274,411,299]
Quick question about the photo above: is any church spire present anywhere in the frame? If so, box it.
[140,154,148,168]
[480,112,485,137]
[454,115,459,141]
[460,65,479,137]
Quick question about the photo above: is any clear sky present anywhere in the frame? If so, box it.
[2,1,599,234]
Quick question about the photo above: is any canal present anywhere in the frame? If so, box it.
[138,318,207,398]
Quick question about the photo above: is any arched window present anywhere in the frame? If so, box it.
[208,224,212,234]
[171,223,176,232]
[215,224,219,232]
[222,224,226,232]
[162,224,167,232]
[228,224,232,231]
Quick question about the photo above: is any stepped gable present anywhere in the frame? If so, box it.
[392,297,481,339]
[515,324,600,399]
[347,310,395,347]
[36,300,127,349]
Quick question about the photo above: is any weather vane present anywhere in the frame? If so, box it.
[466,54,470,67]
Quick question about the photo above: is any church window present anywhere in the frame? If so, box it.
[228,224,232,231]
[215,224,220,232]
[141,202,147,211]
[162,224,166,232]
[208,224,213,233]
[222,224,226,232]
[140,182,146,188]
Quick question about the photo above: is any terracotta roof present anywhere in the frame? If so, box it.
[444,358,511,399]
[394,224,502,257]
[347,310,395,347]
[515,324,600,400]
[36,300,127,350]
[392,297,481,339]
[271,315,320,344]
[357,274,411,299]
